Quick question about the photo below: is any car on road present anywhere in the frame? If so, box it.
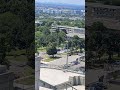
[114,61,120,65]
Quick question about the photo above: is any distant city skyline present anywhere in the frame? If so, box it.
[35,0,85,6]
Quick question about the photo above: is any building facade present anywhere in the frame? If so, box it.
[50,22,85,34]
[86,2,120,30]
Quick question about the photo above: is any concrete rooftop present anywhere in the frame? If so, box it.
[40,68,84,86]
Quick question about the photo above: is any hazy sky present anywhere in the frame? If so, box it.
[36,0,85,5]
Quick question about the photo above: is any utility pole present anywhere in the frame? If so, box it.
[66,37,69,69]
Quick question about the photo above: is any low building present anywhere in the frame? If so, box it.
[50,24,85,39]
[57,26,85,34]
[86,2,120,30]
[35,21,43,27]
[50,23,85,34]
[66,33,85,39]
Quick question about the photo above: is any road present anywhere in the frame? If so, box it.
[48,55,80,65]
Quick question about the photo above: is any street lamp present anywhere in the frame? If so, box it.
[65,37,69,69]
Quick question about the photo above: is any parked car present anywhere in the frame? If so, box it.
[113,61,120,65]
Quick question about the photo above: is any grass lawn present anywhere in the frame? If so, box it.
[23,66,34,76]
[6,55,28,62]
[6,49,26,56]
[37,47,46,52]
[44,56,61,62]
[5,49,35,85]
[6,49,27,62]
[61,52,67,55]
[113,55,120,61]
[6,50,34,77]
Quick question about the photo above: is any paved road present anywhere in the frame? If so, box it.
[35,55,85,90]
[68,62,85,70]
[48,55,80,65]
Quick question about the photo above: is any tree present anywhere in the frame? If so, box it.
[42,28,50,35]
[58,31,66,45]
[46,44,57,57]
[0,12,22,68]
[0,0,35,69]
[72,35,81,50]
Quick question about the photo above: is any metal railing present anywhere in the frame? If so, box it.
[40,64,85,75]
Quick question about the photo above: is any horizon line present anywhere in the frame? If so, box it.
[35,2,85,6]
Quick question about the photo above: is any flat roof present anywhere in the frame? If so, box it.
[57,25,85,30]
[86,2,120,9]
[40,68,84,86]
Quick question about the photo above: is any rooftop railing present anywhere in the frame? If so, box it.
[40,64,85,75]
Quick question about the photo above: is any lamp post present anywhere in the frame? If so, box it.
[66,37,69,69]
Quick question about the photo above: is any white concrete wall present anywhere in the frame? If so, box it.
[35,56,41,90]
[69,76,85,85]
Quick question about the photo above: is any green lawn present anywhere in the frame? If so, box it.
[6,49,27,62]
[113,55,120,61]
[23,66,34,76]
[6,49,26,56]
[37,47,46,52]
[44,56,61,62]
[6,55,28,62]
[61,53,67,55]
[5,49,34,84]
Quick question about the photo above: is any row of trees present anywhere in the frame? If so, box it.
[45,35,85,57]
[56,19,85,28]
[35,17,85,49]
[0,0,35,68]
[35,18,85,29]
[35,19,85,56]
[86,22,120,65]
[67,35,85,52]
[35,28,66,48]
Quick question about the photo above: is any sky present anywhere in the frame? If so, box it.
[35,0,85,6]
